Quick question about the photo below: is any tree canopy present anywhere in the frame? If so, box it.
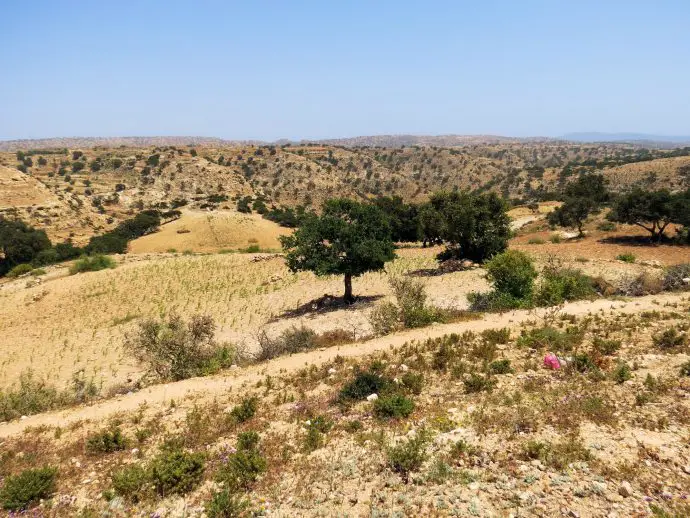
[0,218,52,275]
[280,198,396,302]
[548,174,609,236]
[607,188,676,241]
[426,190,511,262]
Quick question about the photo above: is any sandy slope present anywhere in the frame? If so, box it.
[2,290,685,438]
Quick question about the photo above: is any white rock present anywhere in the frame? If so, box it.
[328,368,337,374]
[366,393,378,401]
[400,364,409,372]
[618,481,633,498]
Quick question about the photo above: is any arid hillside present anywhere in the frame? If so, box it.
[1,141,689,244]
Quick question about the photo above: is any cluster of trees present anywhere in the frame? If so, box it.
[547,173,690,242]
[0,209,178,276]
[280,192,511,301]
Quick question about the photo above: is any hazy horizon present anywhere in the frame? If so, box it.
[2,1,689,141]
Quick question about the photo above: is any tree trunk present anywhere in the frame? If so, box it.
[344,273,353,303]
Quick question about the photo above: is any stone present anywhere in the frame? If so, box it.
[366,393,378,401]
[618,481,632,498]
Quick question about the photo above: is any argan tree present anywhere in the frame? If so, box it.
[280,198,395,302]
[607,188,675,241]
[548,173,609,236]
[428,190,511,262]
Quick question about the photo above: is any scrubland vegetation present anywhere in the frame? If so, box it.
[1,141,689,517]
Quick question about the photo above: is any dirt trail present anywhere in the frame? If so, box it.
[1,291,685,438]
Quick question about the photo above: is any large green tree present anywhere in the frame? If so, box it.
[280,198,396,302]
[607,188,675,241]
[0,218,52,275]
[429,190,511,262]
[548,173,609,236]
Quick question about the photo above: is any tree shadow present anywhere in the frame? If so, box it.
[270,294,384,321]
[407,268,446,277]
[598,235,673,247]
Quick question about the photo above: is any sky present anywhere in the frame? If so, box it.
[1,0,689,141]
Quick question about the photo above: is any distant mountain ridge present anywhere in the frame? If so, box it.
[562,132,690,145]
[2,132,690,151]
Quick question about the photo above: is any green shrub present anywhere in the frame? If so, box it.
[373,394,415,419]
[481,327,510,345]
[533,267,595,307]
[570,353,597,373]
[680,361,690,377]
[338,371,392,404]
[662,264,690,291]
[216,433,267,491]
[126,314,234,381]
[6,263,34,278]
[592,337,622,355]
[0,466,58,511]
[467,290,523,312]
[463,373,495,393]
[527,237,545,244]
[652,328,688,350]
[597,221,617,232]
[390,277,443,328]
[386,430,430,483]
[0,370,59,421]
[111,464,148,503]
[612,362,633,383]
[484,250,537,299]
[69,255,115,274]
[229,397,258,424]
[616,253,636,263]
[149,447,205,496]
[488,359,513,374]
[400,372,424,395]
[549,234,562,244]
[206,489,249,517]
[86,427,128,454]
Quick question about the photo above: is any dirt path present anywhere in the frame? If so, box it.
[1,291,685,438]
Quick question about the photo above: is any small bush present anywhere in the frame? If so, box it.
[616,253,636,263]
[386,430,430,483]
[149,447,205,496]
[652,328,688,350]
[6,263,34,278]
[111,464,148,503]
[597,221,617,231]
[126,314,234,381]
[680,361,690,377]
[69,255,115,275]
[400,372,424,395]
[303,416,334,452]
[528,237,545,244]
[533,267,596,307]
[255,325,317,361]
[592,337,622,355]
[569,353,597,373]
[338,370,392,404]
[229,397,258,424]
[369,301,401,336]
[86,427,128,454]
[662,264,690,291]
[463,373,495,393]
[0,466,58,511]
[484,250,537,300]
[612,362,633,383]
[373,394,415,419]
[619,272,664,296]
[481,327,510,345]
[216,433,267,491]
[206,489,249,518]
[467,290,523,312]
[549,234,562,244]
[488,359,513,374]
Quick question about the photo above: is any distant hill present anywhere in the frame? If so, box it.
[309,134,552,148]
[562,132,690,146]
[0,136,263,151]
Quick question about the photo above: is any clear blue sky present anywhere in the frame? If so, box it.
[1,0,689,141]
